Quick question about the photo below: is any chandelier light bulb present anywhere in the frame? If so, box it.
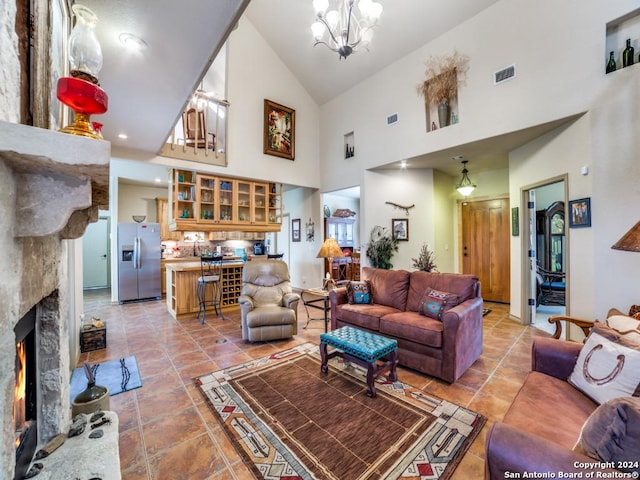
[326,10,339,29]
[311,21,325,40]
[313,0,329,16]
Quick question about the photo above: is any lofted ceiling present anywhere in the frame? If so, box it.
[78,0,572,180]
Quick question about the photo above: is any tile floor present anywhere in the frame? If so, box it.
[79,289,553,480]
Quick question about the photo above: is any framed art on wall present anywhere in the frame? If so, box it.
[292,218,301,242]
[392,218,409,241]
[264,99,295,160]
[569,198,591,228]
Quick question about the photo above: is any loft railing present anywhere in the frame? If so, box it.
[159,95,229,166]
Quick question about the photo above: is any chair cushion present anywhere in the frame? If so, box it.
[346,280,372,304]
[568,322,640,404]
[245,306,296,328]
[573,396,640,474]
[198,275,220,283]
[418,288,459,320]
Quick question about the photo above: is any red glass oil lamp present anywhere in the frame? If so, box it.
[57,4,108,139]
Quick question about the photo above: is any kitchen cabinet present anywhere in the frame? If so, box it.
[156,198,181,241]
[168,169,282,232]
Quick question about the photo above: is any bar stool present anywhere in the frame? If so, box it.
[196,255,224,323]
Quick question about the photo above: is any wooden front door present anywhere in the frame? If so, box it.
[461,198,510,303]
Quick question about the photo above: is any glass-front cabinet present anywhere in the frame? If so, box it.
[169,169,282,232]
[536,201,565,273]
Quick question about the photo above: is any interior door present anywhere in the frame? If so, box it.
[82,217,109,289]
[461,198,510,303]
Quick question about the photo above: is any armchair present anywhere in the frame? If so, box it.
[238,260,300,342]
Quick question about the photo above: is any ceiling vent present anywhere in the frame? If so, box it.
[386,113,398,126]
[494,64,516,85]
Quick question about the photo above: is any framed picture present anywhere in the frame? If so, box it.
[292,218,301,242]
[392,218,409,241]
[511,207,519,236]
[264,99,295,160]
[569,198,591,228]
[31,0,71,130]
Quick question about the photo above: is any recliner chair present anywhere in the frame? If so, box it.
[238,260,300,342]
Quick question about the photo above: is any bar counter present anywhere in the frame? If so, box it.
[165,260,245,318]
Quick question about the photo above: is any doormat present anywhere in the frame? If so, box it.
[482,308,491,316]
[70,356,142,401]
[196,343,485,480]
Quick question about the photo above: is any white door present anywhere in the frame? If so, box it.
[83,217,109,289]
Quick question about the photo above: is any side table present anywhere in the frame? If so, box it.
[300,287,330,333]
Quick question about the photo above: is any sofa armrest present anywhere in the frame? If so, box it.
[440,296,484,382]
[329,287,348,330]
[531,337,582,380]
[548,315,594,339]
[485,422,619,480]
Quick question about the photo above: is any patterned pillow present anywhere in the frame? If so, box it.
[419,288,459,320]
[568,322,640,404]
[346,281,373,305]
[606,315,640,344]
[573,396,640,474]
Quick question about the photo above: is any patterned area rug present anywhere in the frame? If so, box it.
[196,343,485,480]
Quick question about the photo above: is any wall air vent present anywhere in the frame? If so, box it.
[386,113,398,125]
[494,64,516,84]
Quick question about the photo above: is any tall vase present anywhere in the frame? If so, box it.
[437,102,450,128]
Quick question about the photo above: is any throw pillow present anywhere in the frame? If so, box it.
[346,281,372,305]
[568,322,640,404]
[418,288,459,320]
[573,396,640,474]
[607,314,640,344]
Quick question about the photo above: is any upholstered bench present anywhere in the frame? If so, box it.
[320,326,398,397]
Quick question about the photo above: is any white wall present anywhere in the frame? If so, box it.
[117,184,166,223]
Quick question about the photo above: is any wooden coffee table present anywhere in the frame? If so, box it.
[320,326,398,397]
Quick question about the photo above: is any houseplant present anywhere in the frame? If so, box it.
[412,243,438,272]
[366,226,399,269]
[417,50,469,128]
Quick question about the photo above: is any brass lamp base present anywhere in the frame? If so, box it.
[59,113,101,139]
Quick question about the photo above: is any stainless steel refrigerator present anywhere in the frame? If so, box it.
[117,222,161,303]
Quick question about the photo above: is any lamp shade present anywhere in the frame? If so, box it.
[612,220,640,252]
[316,237,344,259]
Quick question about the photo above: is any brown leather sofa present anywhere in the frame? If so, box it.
[484,336,624,479]
[329,267,483,382]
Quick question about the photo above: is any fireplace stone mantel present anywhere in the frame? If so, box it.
[0,120,110,239]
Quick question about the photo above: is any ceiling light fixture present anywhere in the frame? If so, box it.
[456,160,476,197]
[400,160,407,170]
[119,33,148,51]
[311,0,383,60]
[118,133,128,139]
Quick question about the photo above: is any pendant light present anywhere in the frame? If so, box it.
[456,160,476,197]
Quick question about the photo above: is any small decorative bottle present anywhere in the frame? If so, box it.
[623,39,634,67]
[606,51,617,73]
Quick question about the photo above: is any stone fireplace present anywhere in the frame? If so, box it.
[0,120,110,479]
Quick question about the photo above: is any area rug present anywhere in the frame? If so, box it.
[70,356,142,401]
[196,343,485,480]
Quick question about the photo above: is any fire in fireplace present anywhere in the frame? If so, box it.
[14,307,37,480]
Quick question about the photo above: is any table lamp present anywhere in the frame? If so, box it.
[316,237,344,288]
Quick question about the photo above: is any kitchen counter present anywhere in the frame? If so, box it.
[165,261,245,318]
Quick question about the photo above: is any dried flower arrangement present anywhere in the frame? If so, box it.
[416,50,469,107]
[412,243,438,272]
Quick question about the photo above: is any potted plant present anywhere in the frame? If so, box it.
[412,243,438,272]
[416,50,469,128]
[366,226,399,269]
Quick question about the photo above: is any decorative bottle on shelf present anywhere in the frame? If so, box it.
[623,39,634,67]
[606,51,617,73]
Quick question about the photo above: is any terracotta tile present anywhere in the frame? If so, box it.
[119,426,146,470]
[176,360,218,384]
[450,451,485,480]
[138,385,194,424]
[212,352,253,369]
[121,462,150,480]
[140,369,184,395]
[169,349,211,369]
[142,406,207,456]
[148,433,226,479]
[456,367,490,391]
[468,391,513,423]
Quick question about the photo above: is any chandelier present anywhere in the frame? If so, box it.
[311,0,383,60]
[456,160,477,197]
